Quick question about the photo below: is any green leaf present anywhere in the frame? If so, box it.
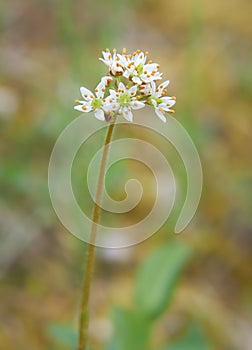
[161,325,211,350]
[47,324,77,349]
[106,307,151,350]
[134,241,192,320]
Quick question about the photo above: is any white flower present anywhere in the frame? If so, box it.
[107,82,145,122]
[99,49,124,76]
[123,51,162,85]
[149,81,176,122]
[74,80,111,120]
[74,49,176,123]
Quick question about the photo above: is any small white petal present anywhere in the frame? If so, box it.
[95,81,106,98]
[99,58,108,65]
[94,108,105,120]
[123,70,131,79]
[155,72,163,80]
[158,80,170,90]
[74,105,84,112]
[161,97,176,105]
[128,85,137,96]
[74,105,92,113]
[102,51,112,61]
[80,87,94,100]
[155,108,167,122]
[159,100,176,110]
[122,107,133,122]
[150,81,156,94]
[130,101,145,110]
[103,102,119,111]
[134,52,146,66]
[151,99,157,108]
[117,54,128,67]
[132,76,142,85]
[109,89,117,98]
[118,82,126,93]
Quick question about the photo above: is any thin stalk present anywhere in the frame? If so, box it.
[78,120,117,350]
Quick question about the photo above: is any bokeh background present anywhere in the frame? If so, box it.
[1,0,252,349]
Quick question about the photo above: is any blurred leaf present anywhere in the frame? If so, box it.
[134,241,192,320]
[106,307,151,350]
[47,324,77,349]
[161,325,210,350]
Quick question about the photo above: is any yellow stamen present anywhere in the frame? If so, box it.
[122,48,127,54]
[82,106,87,111]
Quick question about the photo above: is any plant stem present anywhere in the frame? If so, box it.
[78,120,117,350]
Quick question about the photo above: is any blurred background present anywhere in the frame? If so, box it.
[1,0,252,349]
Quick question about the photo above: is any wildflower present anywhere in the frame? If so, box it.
[148,80,176,122]
[123,51,162,84]
[108,82,145,122]
[99,48,124,76]
[74,48,176,123]
[74,80,110,120]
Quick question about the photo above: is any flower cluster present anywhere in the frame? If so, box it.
[74,48,176,122]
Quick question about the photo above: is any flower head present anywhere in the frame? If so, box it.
[99,49,124,76]
[148,81,176,122]
[74,48,176,123]
[74,79,112,120]
[107,82,145,122]
[123,51,162,85]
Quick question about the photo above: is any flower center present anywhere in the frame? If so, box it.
[118,93,131,106]
[136,64,144,75]
[148,96,163,106]
[92,98,102,109]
